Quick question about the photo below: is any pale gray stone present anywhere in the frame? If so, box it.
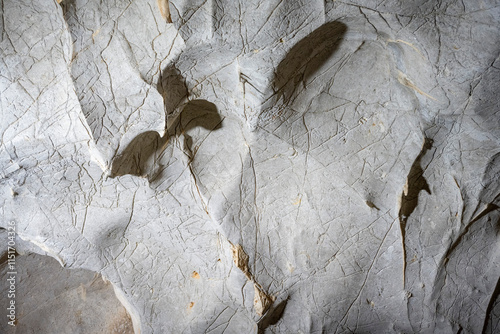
[0,248,134,334]
[1,0,499,333]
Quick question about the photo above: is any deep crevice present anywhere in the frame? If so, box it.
[399,137,433,284]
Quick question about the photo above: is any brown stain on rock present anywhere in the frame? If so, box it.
[157,0,172,23]
[254,284,274,316]
[106,307,134,334]
[230,243,251,280]
[229,243,275,315]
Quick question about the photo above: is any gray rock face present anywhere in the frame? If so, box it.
[0,244,134,334]
[1,0,499,332]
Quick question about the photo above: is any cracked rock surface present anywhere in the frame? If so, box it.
[1,0,500,333]
[0,241,134,334]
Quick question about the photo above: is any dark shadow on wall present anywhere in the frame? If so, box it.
[271,21,347,108]
[399,137,433,224]
[172,99,223,157]
[110,99,222,179]
[257,297,289,334]
[157,64,189,126]
[112,56,222,180]
[110,131,166,178]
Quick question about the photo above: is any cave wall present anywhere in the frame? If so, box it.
[1,0,500,332]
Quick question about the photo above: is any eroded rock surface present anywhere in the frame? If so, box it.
[0,240,134,334]
[1,0,499,333]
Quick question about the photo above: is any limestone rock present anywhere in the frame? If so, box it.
[1,0,499,333]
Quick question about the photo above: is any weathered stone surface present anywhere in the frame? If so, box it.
[0,241,134,334]
[1,0,499,333]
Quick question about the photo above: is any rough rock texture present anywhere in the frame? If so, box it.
[1,0,500,333]
[0,235,134,334]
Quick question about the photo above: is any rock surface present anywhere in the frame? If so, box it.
[0,237,134,334]
[1,0,499,333]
